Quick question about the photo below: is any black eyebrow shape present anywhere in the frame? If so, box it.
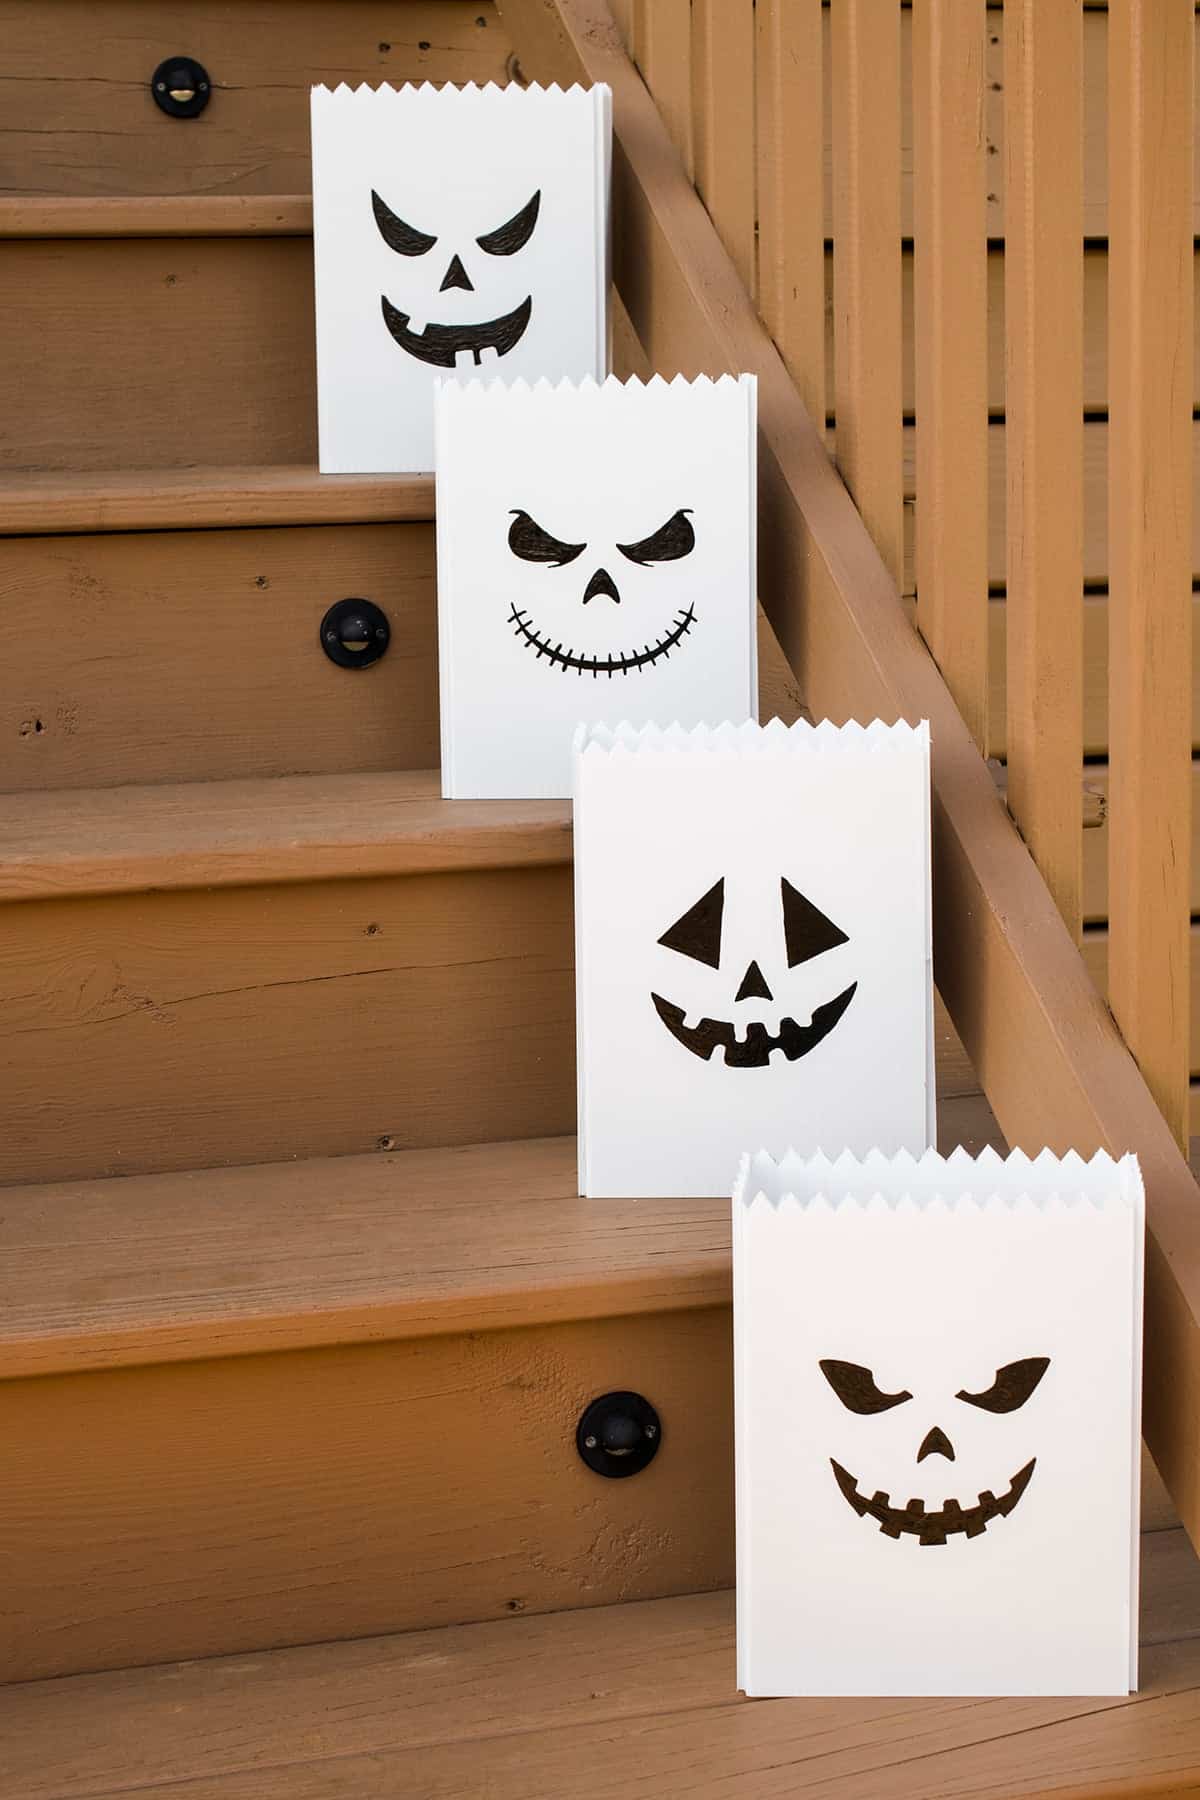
[617,509,696,566]
[477,190,541,255]
[371,190,437,256]
[508,509,586,567]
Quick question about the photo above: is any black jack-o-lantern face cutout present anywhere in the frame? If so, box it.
[373,188,540,368]
[820,1355,1051,1545]
[506,506,698,676]
[650,875,857,1067]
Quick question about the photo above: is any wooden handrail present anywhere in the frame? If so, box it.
[497,0,1200,1543]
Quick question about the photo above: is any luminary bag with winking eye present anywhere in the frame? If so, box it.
[311,82,611,473]
[574,718,933,1197]
[734,1146,1144,1698]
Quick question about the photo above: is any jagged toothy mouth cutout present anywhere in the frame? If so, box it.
[830,1456,1036,1545]
[508,603,697,675]
[650,981,857,1067]
[380,294,533,367]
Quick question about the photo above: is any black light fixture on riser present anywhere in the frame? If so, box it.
[320,598,391,669]
[576,1392,662,1479]
[151,58,212,119]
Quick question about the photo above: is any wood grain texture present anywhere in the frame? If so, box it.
[831,0,904,589]
[1107,0,1196,1148]
[495,0,1200,1545]
[0,2,511,197]
[0,195,313,236]
[0,1306,734,1681]
[0,466,434,536]
[756,0,826,435]
[0,237,317,470]
[0,862,575,1183]
[633,0,693,179]
[912,0,989,749]
[0,524,439,790]
[1003,0,1085,941]
[5,1544,1199,1798]
[690,0,756,295]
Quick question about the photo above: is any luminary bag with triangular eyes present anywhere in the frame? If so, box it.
[733,1147,1144,1698]
[435,374,759,799]
[311,82,610,473]
[573,719,934,1198]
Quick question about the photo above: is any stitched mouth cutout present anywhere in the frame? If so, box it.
[829,1457,1036,1545]
[507,602,697,676]
[649,983,858,1067]
[380,294,533,368]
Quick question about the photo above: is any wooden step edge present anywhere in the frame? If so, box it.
[0,770,571,905]
[0,1097,1002,1384]
[0,1136,730,1381]
[0,465,433,537]
[0,194,312,239]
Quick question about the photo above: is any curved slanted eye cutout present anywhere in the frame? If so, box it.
[508,510,586,568]
[956,1356,1050,1413]
[477,190,541,256]
[820,1359,912,1415]
[617,509,696,567]
[782,877,849,967]
[371,190,437,257]
[657,877,723,969]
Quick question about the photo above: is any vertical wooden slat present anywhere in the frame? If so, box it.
[691,0,756,297]
[911,0,988,751]
[608,0,635,53]
[1108,0,1194,1147]
[755,0,826,436]
[634,0,694,181]
[830,0,904,589]
[1002,0,1084,941]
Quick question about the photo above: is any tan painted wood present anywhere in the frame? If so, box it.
[756,0,826,436]
[690,0,756,296]
[1003,0,1085,940]
[6,1542,1199,1799]
[0,237,317,470]
[0,524,439,790]
[0,194,312,236]
[633,0,694,179]
[831,0,904,589]
[1107,0,1195,1148]
[911,0,989,749]
[496,0,1200,1542]
[0,1091,1001,1384]
[0,861,575,1182]
[0,771,571,903]
[0,2,512,198]
[0,1305,734,1681]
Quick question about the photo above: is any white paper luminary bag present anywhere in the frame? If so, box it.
[311,82,610,473]
[734,1147,1145,1697]
[574,719,933,1197]
[436,375,758,798]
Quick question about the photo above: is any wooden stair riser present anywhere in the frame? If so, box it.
[0,1305,732,1683]
[0,866,574,1184]
[0,523,437,790]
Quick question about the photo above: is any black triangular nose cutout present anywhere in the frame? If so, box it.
[658,878,723,969]
[583,567,621,605]
[917,1426,955,1463]
[734,960,773,1002]
[781,877,850,967]
[439,253,474,292]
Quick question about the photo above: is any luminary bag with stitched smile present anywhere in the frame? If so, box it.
[311,82,610,473]
[733,1146,1144,1697]
[436,375,758,798]
[573,718,933,1196]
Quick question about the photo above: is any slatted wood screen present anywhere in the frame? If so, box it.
[620,0,1195,1149]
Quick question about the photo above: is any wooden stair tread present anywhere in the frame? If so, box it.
[0,464,433,536]
[0,769,571,902]
[0,194,313,239]
[5,1538,1200,1800]
[0,1097,1000,1383]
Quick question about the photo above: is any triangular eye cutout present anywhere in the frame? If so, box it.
[658,878,724,969]
[781,878,849,967]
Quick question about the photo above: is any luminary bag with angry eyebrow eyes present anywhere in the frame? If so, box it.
[436,375,758,798]
[574,719,933,1197]
[310,82,610,473]
[733,1147,1145,1698]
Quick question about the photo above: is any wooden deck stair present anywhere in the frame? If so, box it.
[5,0,1200,1793]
